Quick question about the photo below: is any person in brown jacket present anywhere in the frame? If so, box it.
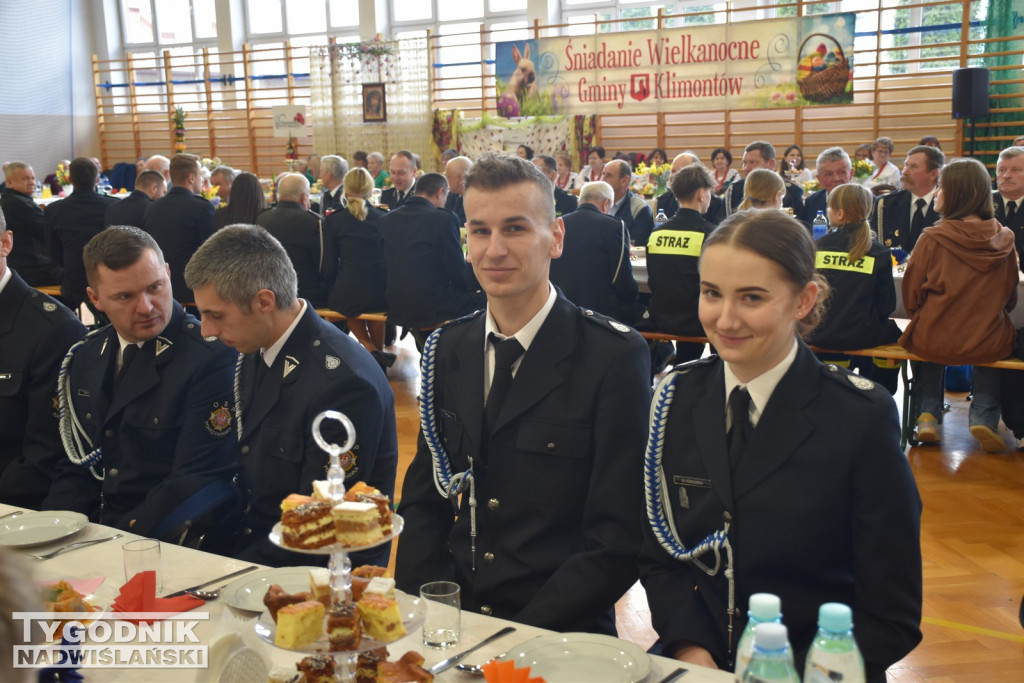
[900,158,1019,451]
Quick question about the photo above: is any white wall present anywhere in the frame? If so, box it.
[0,0,102,173]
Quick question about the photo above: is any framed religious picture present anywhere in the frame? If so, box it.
[363,83,386,122]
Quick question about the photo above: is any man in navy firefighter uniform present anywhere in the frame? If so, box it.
[187,224,398,568]
[395,153,651,635]
[43,226,237,537]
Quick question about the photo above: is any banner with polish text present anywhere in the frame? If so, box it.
[494,13,855,116]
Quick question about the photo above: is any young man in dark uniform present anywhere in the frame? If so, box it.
[395,153,651,635]
[0,209,86,508]
[187,224,398,567]
[43,227,237,537]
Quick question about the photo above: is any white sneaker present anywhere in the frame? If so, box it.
[970,425,1005,453]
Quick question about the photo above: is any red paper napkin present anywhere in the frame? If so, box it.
[111,571,204,623]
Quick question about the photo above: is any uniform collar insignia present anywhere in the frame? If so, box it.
[283,355,299,378]
[43,302,57,312]
[155,337,173,356]
[325,355,340,370]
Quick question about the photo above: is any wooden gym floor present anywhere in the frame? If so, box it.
[383,337,1024,682]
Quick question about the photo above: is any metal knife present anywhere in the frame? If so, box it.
[162,564,259,598]
[657,667,689,683]
[429,625,516,675]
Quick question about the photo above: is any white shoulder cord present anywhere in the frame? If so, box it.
[57,333,105,481]
[644,369,737,652]
[418,326,480,572]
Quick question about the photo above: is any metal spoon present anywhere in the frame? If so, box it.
[454,653,507,676]
[185,584,228,601]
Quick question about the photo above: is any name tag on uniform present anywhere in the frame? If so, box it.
[815,251,875,274]
[648,230,704,257]
[673,475,711,510]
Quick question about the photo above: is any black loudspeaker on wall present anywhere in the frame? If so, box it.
[952,67,990,119]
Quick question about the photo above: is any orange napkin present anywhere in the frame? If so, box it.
[111,571,203,624]
[482,659,546,683]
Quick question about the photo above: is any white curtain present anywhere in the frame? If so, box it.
[458,117,572,160]
[309,38,431,162]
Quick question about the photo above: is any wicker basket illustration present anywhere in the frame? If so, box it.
[797,32,850,102]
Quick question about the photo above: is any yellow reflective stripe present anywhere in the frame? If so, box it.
[648,230,704,256]
[815,251,875,274]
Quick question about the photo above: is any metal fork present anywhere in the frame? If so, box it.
[26,534,123,560]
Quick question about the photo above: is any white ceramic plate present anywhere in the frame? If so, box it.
[0,511,88,548]
[222,566,323,612]
[269,512,403,555]
[506,633,652,683]
[253,591,425,654]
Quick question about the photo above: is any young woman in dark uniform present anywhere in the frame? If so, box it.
[809,183,901,393]
[639,210,922,682]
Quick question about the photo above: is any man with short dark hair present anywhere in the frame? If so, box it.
[646,164,718,363]
[0,161,62,286]
[43,226,237,538]
[143,153,215,304]
[870,145,944,253]
[257,173,334,308]
[104,169,167,228]
[549,180,636,324]
[724,141,805,217]
[655,153,725,224]
[46,157,119,309]
[380,151,417,209]
[186,224,398,567]
[602,159,654,247]
[0,208,86,509]
[532,155,578,218]
[802,147,853,225]
[379,172,482,343]
[395,153,650,635]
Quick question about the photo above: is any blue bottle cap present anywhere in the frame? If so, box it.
[818,602,853,632]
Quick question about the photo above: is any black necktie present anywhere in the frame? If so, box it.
[727,387,752,474]
[253,354,269,390]
[485,334,525,433]
[911,198,926,240]
[1007,200,1017,222]
[114,343,140,391]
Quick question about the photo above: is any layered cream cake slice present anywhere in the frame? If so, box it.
[280,500,335,549]
[332,501,383,546]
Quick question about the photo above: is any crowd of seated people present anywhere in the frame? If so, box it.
[4,135,1024,679]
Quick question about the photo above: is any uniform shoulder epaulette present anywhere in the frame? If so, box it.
[576,307,637,336]
[25,289,72,318]
[821,362,879,397]
[667,355,716,377]
[438,308,485,331]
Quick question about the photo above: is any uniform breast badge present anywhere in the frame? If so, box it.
[43,302,57,312]
[205,402,233,437]
[325,355,340,370]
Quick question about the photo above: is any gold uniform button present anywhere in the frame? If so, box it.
[480,605,492,615]
[487,498,499,510]
[241,445,250,455]
[484,552,495,563]
[547,442,556,450]
[105,430,114,438]
[153,417,159,424]
[108,468,118,477]
[85,413,92,420]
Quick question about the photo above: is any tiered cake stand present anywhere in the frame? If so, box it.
[254,410,423,681]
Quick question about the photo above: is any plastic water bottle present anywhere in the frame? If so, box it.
[734,593,786,680]
[812,211,828,241]
[741,623,800,683]
[803,603,866,683]
[655,208,668,226]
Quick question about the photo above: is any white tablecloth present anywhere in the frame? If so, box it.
[1,504,732,682]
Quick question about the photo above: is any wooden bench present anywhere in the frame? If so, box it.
[314,309,388,324]
[35,284,62,297]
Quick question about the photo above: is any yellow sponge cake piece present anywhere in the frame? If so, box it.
[274,600,324,649]
[358,594,407,643]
